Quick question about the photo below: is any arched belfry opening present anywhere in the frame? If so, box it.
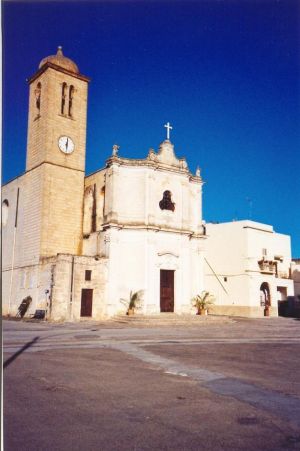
[35,82,41,114]
[68,85,74,117]
[60,83,75,117]
[61,82,67,115]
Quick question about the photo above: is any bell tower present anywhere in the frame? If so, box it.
[24,47,90,258]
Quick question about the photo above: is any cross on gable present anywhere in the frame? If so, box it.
[164,122,173,140]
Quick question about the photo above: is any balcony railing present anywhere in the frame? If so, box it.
[277,271,291,280]
[258,259,292,279]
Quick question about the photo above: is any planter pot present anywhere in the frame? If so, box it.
[197,309,207,316]
[127,308,135,316]
[264,307,270,317]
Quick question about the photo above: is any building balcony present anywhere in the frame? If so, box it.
[258,260,276,274]
[257,259,292,279]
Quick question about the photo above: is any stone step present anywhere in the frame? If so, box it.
[111,313,231,325]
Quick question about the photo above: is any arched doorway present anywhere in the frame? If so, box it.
[260,282,271,308]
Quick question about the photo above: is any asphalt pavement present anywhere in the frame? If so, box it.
[3,316,300,451]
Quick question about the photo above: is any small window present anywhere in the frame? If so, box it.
[20,271,27,289]
[262,248,267,256]
[28,273,35,289]
[2,199,9,226]
[159,190,175,212]
[224,277,227,282]
[85,270,92,281]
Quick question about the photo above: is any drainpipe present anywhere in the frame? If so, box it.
[44,289,49,320]
[48,264,55,318]
[69,256,75,320]
[8,187,19,316]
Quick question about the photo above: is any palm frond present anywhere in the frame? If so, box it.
[191,291,215,310]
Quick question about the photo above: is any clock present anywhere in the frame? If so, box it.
[58,136,75,154]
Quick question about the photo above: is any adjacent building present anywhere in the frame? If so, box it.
[204,221,294,317]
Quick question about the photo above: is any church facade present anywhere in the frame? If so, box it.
[2,48,205,321]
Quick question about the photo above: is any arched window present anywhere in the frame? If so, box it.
[2,199,9,226]
[159,190,175,212]
[68,85,74,117]
[34,82,41,113]
[61,82,67,115]
[101,186,105,218]
[91,184,97,233]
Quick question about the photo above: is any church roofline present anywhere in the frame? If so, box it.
[105,155,202,182]
[85,166,106,179]
[84,161,203,185]
[27,62,91,84]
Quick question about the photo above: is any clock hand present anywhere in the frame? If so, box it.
[66,138,69,151]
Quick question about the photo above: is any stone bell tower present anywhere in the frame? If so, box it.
[24,47,90,260]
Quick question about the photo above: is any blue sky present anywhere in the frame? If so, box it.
[2,0,300,255]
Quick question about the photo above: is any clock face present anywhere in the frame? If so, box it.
[58,136,75,154]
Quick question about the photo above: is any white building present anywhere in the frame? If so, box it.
[204,221,294,317]
[292,259,300,297]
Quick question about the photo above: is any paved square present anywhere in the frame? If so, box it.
[3,317,300,450]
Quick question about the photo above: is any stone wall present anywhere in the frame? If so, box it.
[40,163,84,257]
[209,305,278,318]
[50,254,108,321]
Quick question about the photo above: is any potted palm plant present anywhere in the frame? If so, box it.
[192,291,215,315]
[121,290,144,315]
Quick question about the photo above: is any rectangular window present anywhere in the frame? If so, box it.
[28,274,35,289]
[20,271,27,289]
[262,248,267,256]
[85,270,92,281]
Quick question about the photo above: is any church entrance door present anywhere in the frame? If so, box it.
[160,270,174,312]
[80,288,93,317]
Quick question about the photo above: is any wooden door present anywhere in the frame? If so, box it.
[160,270,174,312]
[80,288,93,317]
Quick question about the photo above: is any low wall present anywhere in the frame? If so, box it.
[209,305,278,318]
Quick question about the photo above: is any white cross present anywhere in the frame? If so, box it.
[164,122,173,140]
